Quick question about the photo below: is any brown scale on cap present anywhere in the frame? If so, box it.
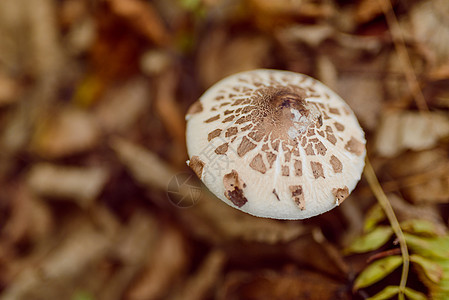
[189,156,205,179]
[345,137,365,156]
[332,186,349,204]
[187,101,203,115]
[223,170,248,207]
[208,129,222,141]
[290,185,305,210]
[186,69,366,220]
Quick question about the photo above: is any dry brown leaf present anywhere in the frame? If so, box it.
[27,163,109,207]
[385,150,449,204]
[106,0,170,46]
[30,106,101,158]
[375,111,449,157]
[126,224,189,300]
[336,70,384,131]
[0,72,20,107]
[172,250,226,300]
[217,267,345,300]
[384,49,426,105]
[110,137,177,191]
[354,0,383,24]
[0,183,53,247]
[406,0,449,67]
[1,214,117,300]
[154,69,187,166]
[95,78,151,134]
[197,28,271,88]
[98,212,160,300]
[248,0,334,20]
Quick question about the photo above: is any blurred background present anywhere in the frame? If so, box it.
[1,0,449,299]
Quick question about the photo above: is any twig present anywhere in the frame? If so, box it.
[364,158,409,300]
[378,0,429,112]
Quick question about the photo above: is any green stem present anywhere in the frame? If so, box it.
[364,158,409,300]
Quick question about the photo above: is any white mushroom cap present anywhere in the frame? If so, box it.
[186,69,366,220]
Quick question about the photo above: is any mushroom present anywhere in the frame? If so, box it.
[185,69,366,219]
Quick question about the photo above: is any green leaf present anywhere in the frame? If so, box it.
[403,287,427,300]
[345,226,394,254]
[364,204,386,232]
[401,219,443,237]
[405,233,449,260]
[72,291,95,300]
[367,286,427,300]
[353,255,403,291]
[367,285,399,300]
[410,254,443,284]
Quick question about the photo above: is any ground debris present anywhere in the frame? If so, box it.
[1,0,449,299]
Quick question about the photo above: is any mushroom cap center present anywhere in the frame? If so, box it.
[250,86,321,142]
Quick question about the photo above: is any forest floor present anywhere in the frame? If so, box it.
[1,0,449,299]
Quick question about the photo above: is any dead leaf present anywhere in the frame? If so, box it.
[31,106,101,158]
[172,250,226,300]
[95,78,151,134]
[217,268,345,300]
[197,28,271,88]
[375,111,449,157]
[27,163,109,207]
[126,224,189,300]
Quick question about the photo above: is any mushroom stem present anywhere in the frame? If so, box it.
[364,157,409,300]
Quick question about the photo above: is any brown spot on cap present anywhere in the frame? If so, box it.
[189,156,205,179]
[250,154,267,174]
[222,115,235,123]
[310,161,325,179]
[317,115,323,127]
[307,128,315,137]
[332,186,349,204]
[329,107,340,115]
[345,137,364,156]
[289,185,305,210]
[223,170,247,207]
[241,123,253,131]
[215,143,229,155]
[282,165,289,176]
[334,122,345,131]
[272,140,280,151]
[294,160,302,176]
[330,155,342,173]
[305,144,315,155]
[322,111,331,120]
[187,101,203,115]
[325,126,337,145]
[248,130,264,142]
[237,136,257,157]
[327,134,337,145]
[266,152,277,168]
[225,127,238,137]
[272,189,280,201]
[314,141,327,156]
[205,114,220,123]
[208,129,222,141]
[284,150,291,162]
[235,115,251,124]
